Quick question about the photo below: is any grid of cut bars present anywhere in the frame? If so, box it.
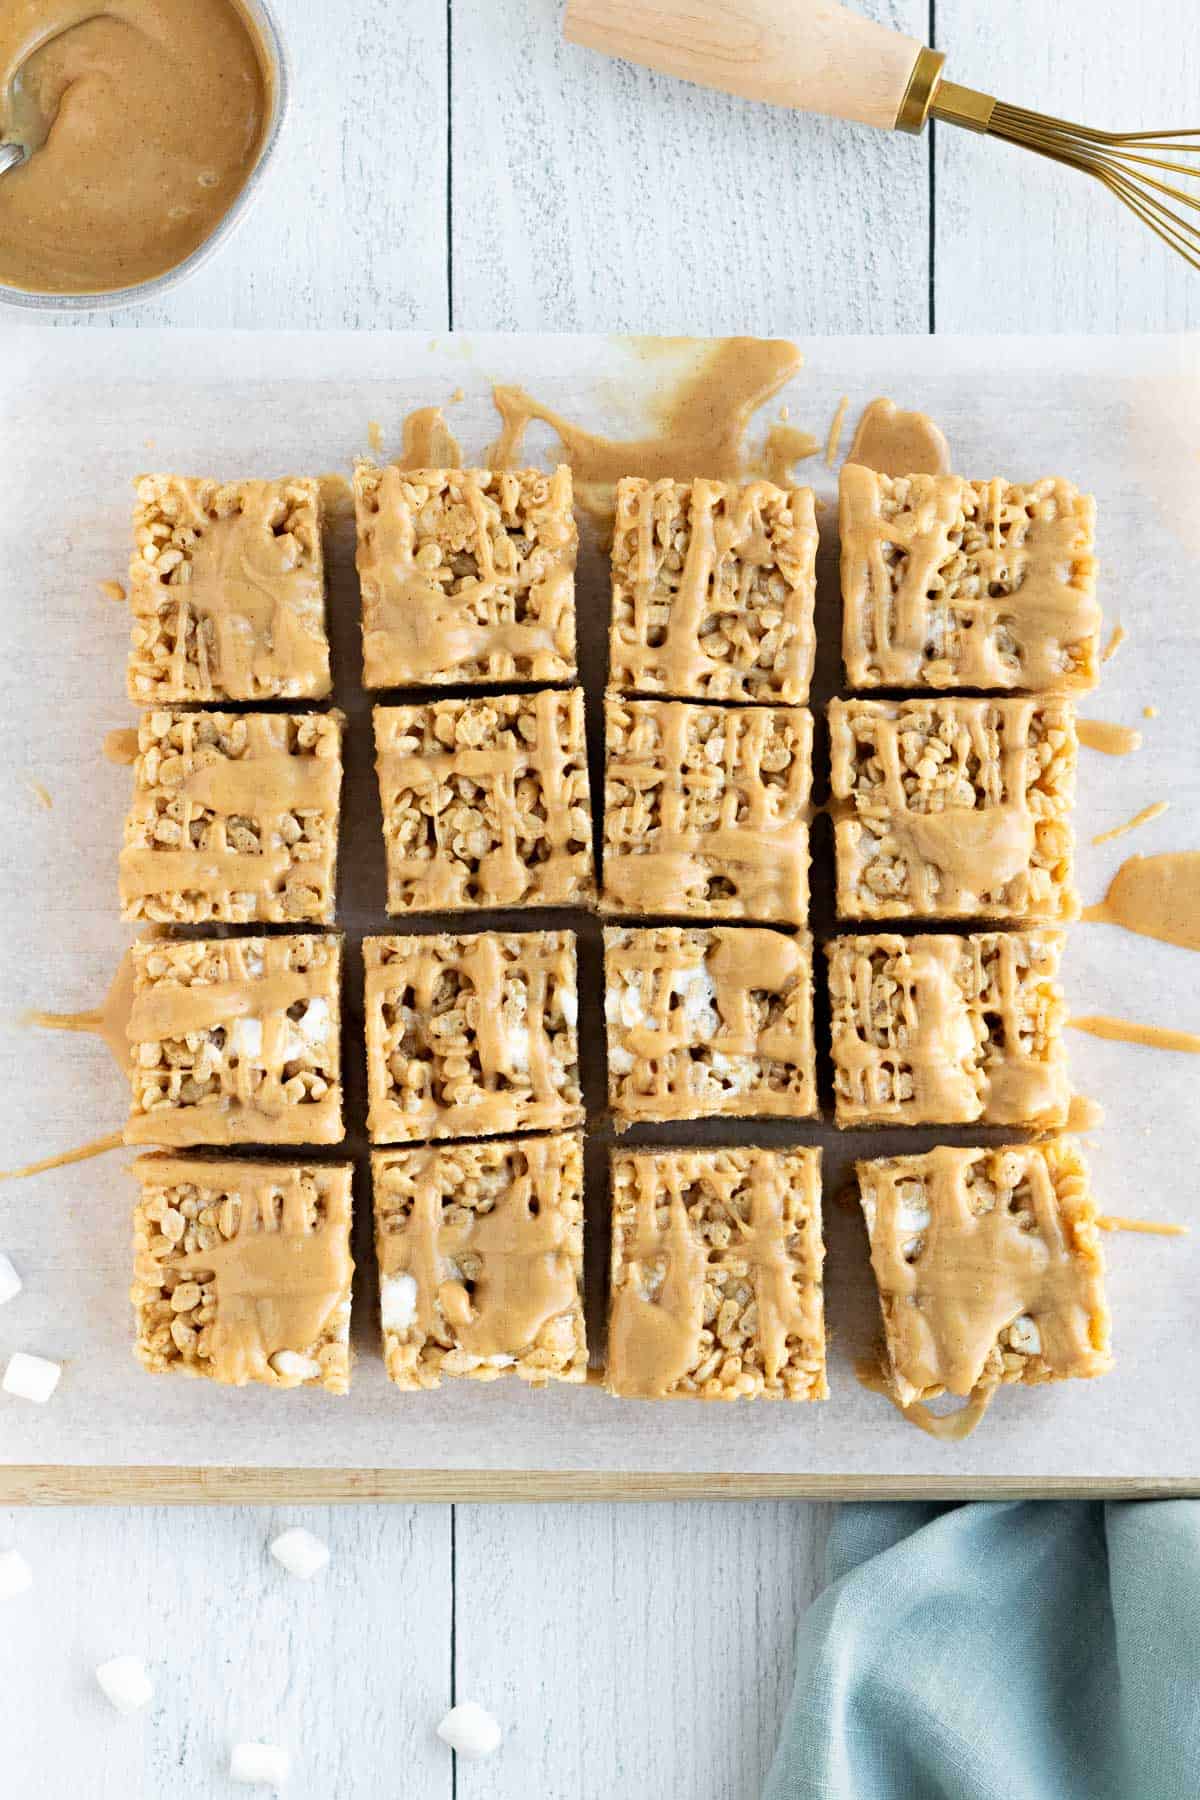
[105,441,1110,1417]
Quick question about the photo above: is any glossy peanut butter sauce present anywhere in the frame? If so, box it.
[1082,851,1200,953]
[845,396,952,477]
[0,0,270,296]
[1078,718,1142,756]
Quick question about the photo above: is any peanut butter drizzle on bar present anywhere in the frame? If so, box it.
[862,1144,1111,1405]
[610,477,817,703]
[364,932,580,1142]
[840,466,1100,689]
[354,463,576,686]
[607,1148,824,1400]
[379,1138,579,1362]
[827,932,1069,1129]
[124,936,342,1146]
[375,690,593,912]
[119,711,342,923]
[128,477,330,702]
[830,696,1078,920]
[160,1160,353,1387]
[602,700,812,923]
[845,398,952,478]
[1082,850,1200,953]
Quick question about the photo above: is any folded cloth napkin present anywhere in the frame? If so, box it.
[763,1501,1200,1800]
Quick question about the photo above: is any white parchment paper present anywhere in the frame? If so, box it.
[0,329,1196,1483]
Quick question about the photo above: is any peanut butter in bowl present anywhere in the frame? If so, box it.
[0,0,282,303]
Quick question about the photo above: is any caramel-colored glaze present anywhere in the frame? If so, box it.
[602,700,812,925]
[845,397,952,477]
[1091,801,1169,846]
[99,580,127,604]
[0,0,270,296]
[158,1157,353,1387]
[0,1129,125,1182]
[863,1144,1110,1403]
[27,945,136,1073]
[486,337,803,523]
[1097,1215,1188,1237]
[607,1148,824,1400]
[1068,1014,1200,1055]
[854,1355,998,1441]
[355,463,575,688]
[103,728,140,766]
[1082,851,1200,953]
[379,1137,579,1362]
[396,406,463,471]
[758,422,820,487]
[825,395,850,469]
[1101,621,1127,664]
[1078,718,1142,755]
[841,468,1099,689]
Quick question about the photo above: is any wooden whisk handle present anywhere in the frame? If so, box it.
[562,0,938,132]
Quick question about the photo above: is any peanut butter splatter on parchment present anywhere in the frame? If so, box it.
[1096,1216,1188,1237]
[824,395,850,468]
[485,338,803,524]
[757,423,821,488]
[1091,801,1169,846]
[0,1131,126,1183]
[1069,1015,1200,1055]
[1101,621,1127,664]
[1078,719,1142,756]
[99,580,126,604]
[25,948,137,1074]
[845,397,952,477]
[102,729,140,767]
[1082,851,1200,953]
[396,407,463,472]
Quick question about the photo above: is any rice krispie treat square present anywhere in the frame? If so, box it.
[127,476,330,703]
[602,698,812,925]
[374,689,594,913]
[364,930,582,1143]
[841,466,1100,691]
[608,477,817,703]
[603,926,816,1129]
[829,695,1078,922]
[119,710,343,925]
[354,462,577,688]
[131,1154,353,1391]
[373,1133,587,1389]
[857,1140,1111,1409]
[827,931,1070,1130]
[124,934,343,1148]
[606,1146,826,1401]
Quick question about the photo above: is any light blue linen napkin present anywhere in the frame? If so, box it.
[764,1501,1200,1800]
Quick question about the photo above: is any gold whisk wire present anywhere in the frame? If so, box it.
[922,70,1200,273]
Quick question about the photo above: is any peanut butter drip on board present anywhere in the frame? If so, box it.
[364,932,579,1142]
[487,337,803,524]
[396,407,463,471]
[829,933,1068,1129]
[118,712,342,921]
[610,477,817,703]
[27,946,137,1073]
[129,479,330,701]
[864,1146,1110,1404]
[1092,801,1169,846]
[0,0,270,296]
[845,398,952,477]
[1082,851,1200,953]
[853,1356,998,1442]
[1069,1015,1200,1055]
[840,467,1100,689]
[171,1163,352,1387]
[355,463,576,686]
[607,1149,824,1400]
[124,936,342,1145]
[603,702,812,924]
[1078,718,1141,755]
[380,1138,580,1361]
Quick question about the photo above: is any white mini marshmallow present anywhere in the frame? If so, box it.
[269,1351,321,1383]
[229,1016,264,1059]
[270,1527,330,1581]
[297,998,330,1044]
[0,1549,33,1600]
[231,1741,290,1787]
[1008,1314,1043,1355]
[437,1701,502,1761]
[558,987,578,1027]
[381,1271,419,1331]
[0,1253,22,1307]
[3,1352,61,1403]
[95,1655,154,1714]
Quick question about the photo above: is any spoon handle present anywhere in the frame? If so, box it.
[0,143,25,176]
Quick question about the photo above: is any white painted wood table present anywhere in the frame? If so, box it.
[3,3,1196,1795]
